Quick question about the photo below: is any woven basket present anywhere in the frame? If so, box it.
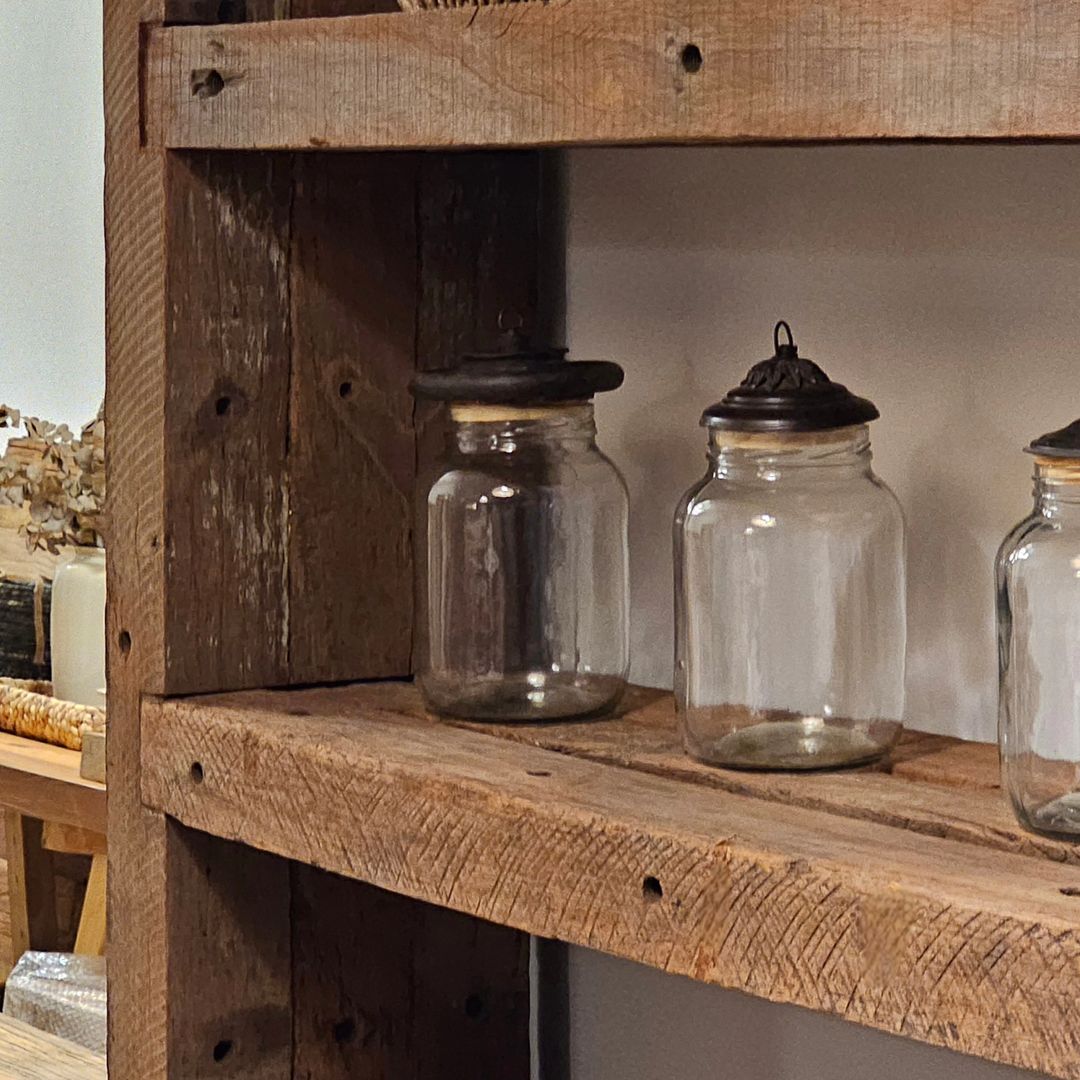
[0,677,105,752]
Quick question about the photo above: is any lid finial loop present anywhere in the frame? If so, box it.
[774,320,796,356]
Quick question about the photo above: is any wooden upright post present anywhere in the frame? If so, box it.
[105,0,553,1074]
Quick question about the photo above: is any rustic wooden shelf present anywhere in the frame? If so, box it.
[142,683,1080,1078]
[111,0,1080,1069]
[145,1,1080,152]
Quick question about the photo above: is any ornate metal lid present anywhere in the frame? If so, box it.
[1027,419,1080,459]
[411,334,624,405]
[701,321,880,433]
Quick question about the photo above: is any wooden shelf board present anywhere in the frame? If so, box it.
[0,732,106,834]
[143,682,1080,1078]
[145,1,1080,152]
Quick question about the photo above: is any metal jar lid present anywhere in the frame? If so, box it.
[701,321,879,433]
[411,334,624,406]
[1026,419,1080,459]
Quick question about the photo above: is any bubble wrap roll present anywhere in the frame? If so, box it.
[3,952,106,1055]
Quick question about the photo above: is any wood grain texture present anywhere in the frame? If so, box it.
[146,0,1080,152]
[286,154,418,681]
[5,813,59,969]
[41,823,108,858]
[73,854,108,957]
[291,866,530,1079]
[0,732,105,835]
[0,1015,105,1080]
[143,683,1080,1078]
[164,151,293,694]
[104,0,172,1070]
[165,0,394,22]
[164,822,292,1078]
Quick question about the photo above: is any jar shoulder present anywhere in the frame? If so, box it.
[427,447,627,503]
[675,468,903,534]
[998,513,1080,576]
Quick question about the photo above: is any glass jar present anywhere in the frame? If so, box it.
[998,419,1080,838]
[412,342,628,721]
[674,322,906,769]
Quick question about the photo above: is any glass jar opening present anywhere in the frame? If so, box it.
[448,402,596,454]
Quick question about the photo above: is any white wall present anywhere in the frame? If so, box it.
[564,143,1071,1079]
[0,4,105,427]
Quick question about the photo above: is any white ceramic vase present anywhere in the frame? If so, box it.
[50,546,106,708]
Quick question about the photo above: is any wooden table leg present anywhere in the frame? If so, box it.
[73,854,106,957]
[4,811,59,976]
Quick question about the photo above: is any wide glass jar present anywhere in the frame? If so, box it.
[998,419,1080,838]
[412,342,628,721]
[674,323,906,769]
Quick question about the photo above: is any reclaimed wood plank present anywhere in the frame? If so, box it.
[142,683,1080,1078]
[285,153,418,682]
[291,865,530,1078]
[104,0,173,1066]
[146,0,1080,152]
[164,822,292,1077]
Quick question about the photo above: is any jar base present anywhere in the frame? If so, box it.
[422,671,625,723]
[1016,792,1080,840]
[686,715,896,771]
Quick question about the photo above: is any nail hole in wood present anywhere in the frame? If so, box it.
[332,1018,356,1044]
[212,1039,232,1063]
[681,44,703,73]
[191,762,205,784]
[526,769,551,777]
[1061,886,1080,896]
[215,396,231,416]
[464,993,485,1019]
[338,381,353,399]
[642,875,663,902]
[191,69,226,99]
[118,630,132,655]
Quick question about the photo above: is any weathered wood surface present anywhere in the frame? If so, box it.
[110,3,547,1075]
[146,0,1080,152]
[104,0,174,1069]
[164,822,292,1078]
[165,150,294,693]
[286,153,417,681]
[143,683,1080,1078]
[291,865,530,1078]
[0,1015,106,1080]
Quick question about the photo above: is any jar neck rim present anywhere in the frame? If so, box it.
[449,402,597,451]
[1034,459,1080,505]
[449,402,593,424]
[707,424,871,469]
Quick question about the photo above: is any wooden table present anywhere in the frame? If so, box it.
[0,1014,105,1079]
[0,733,106,982]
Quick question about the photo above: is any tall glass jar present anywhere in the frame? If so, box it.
[412,341,628,721]
[998,419,1080,838]
[674,322,906,769]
